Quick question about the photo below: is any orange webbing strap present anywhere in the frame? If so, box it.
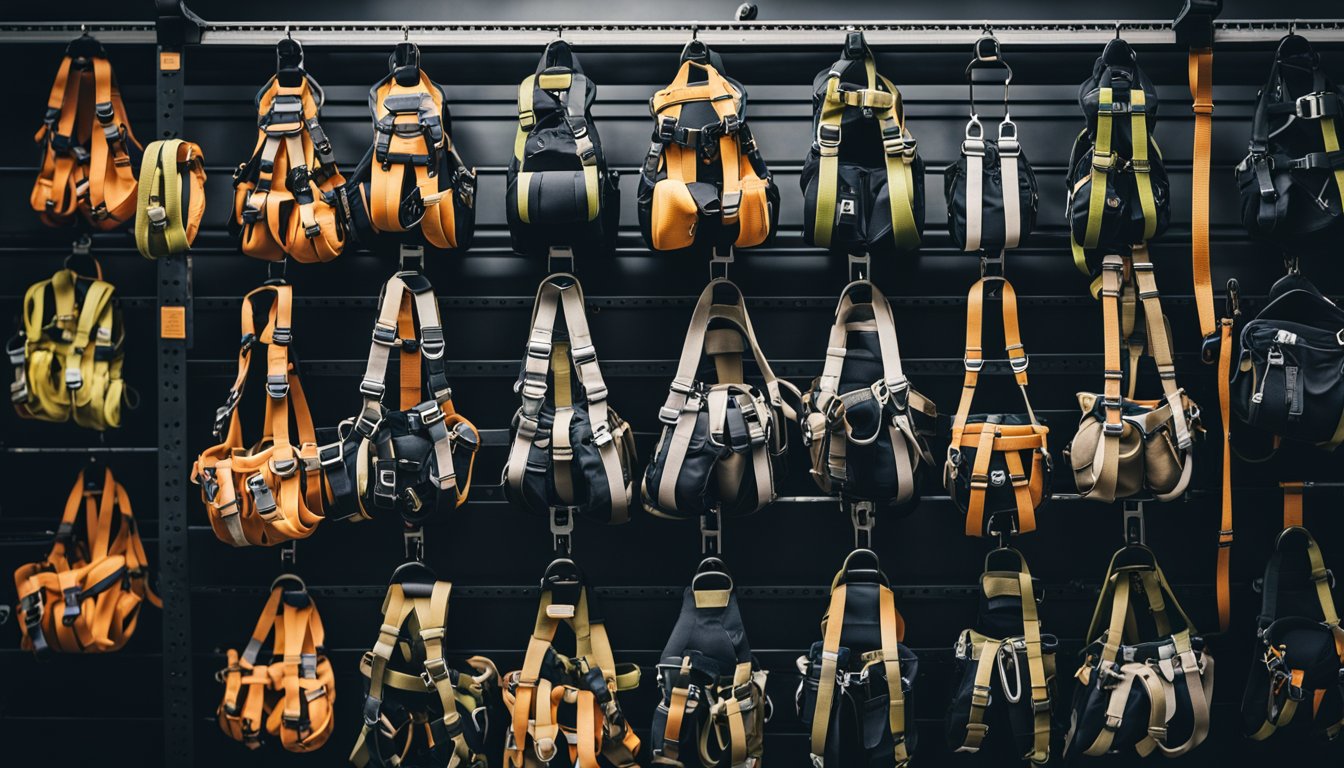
[31,54,79,223]
[1189,49,1216,342]
[1217,312,1234,633]
[808,581,848,764]
[1281,482,1305,529]
[878,586,910,767]
[85,55,139,228]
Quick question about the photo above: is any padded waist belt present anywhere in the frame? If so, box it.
[10,260,126,431]
[217,577,335,753]
[12,467,159,656]
[320,270,478,526]
[503,563,641,768]
[232,39,346,263]
[30,37,142,230]
[504,273,635,523]
[136,138,207,258]
[192,283,327,546]
[350,575,499,768]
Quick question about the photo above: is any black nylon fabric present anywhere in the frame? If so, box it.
[944,138,1038,252]
[1231,272,1344,446]
[503,398,625,523]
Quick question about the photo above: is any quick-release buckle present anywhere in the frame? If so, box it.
[64,367,83,391]
[146,204,168,230]
[657,115,677,143]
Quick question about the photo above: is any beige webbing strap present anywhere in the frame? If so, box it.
[878,586,909,766]
[808,583,848,764]
[1015,565,1050,765]
[956,638,999,753]
[1001,121,1023,249]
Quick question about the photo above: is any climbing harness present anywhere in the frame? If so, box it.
[216,575,336,753]
[507,40,619,257]
[8,248,126,431]
[803,31,923,256]
[31,34,142,230]
[944,275,1051,537]
[650,558,768,768]
[319,270,479,526]
[231,37,347,263]
[135,138,207,258]
[192,282,327,546]
[13,466,159,656]
[638,40,778,253]
[351,562,501,768]
[502,558,641,768]
[798,548,918,768]
[946,548,1055,764]
[504,274,636,525]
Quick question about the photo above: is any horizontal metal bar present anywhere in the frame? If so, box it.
[1,19,1340,48]
[0,446,158,454]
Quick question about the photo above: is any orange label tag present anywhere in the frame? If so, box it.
[159,51,181,72]
[160,306,187,339]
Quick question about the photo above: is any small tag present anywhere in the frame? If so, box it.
[159,51,182,72]
[545,604,576,619]
[160,306,187,339]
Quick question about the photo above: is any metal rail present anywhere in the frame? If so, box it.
[1,19,1343,48]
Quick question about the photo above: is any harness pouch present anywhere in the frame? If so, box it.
[319,271,478,527]
[803,32,924,256]
[13,468,159,657]
[507,41,619,256]
[804,281,936,515]
[504,275,636,524]
[351,570,501,768]
[1231,272,1344,448]
[649,560,768,768]
[1236,34,1344,247]
[192,283,327,547]
[1063,547,1214,760]
[216,578,335,752]
[638,42,779,254]
[231,39,346,263]
[644,279,797,520]
[31,34,143,230]
[797,550,918,768]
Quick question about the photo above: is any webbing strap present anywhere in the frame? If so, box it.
[135,139,206,259]
[1189,49,1216,340]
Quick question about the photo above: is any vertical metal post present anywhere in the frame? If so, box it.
[154,2,197,764]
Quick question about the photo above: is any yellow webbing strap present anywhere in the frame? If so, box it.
[1130,88,1158,241]
[809,580,847,764]
[876,72,919,252]
[812,76,847,249]
[515,74,536,160]
[878,586,910,766]
[1322,114,1344,218]
[1083,87,1114,251]
[136,139,207,259]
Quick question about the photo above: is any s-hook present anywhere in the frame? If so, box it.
[1122,499,1146,546]
[550,506,576,558]
[404,526,425,562]
[848,499,875,550]
[279,539,297,568]
[701,505,723,555]
[402,25,410,42]
[848,253,871,282]
[710,246,734,281]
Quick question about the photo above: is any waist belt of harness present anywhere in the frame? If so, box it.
[13,466,160,656]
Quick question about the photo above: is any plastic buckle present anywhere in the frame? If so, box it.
[721,190,742,218]
[64,367,83,391]
[146,204,168,230]
[657,115,677,143]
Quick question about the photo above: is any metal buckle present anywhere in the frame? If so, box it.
[964,357,984,372]
[266,374,290,399]
[419,326,445,360]
[64,367,84,391]
[1297,92,1329,119]
[359,379,386,399]
[817,123,841,148]
[526,339,551,359]
[416,402,445,427]
[1010,355,1029,373]
[371,323,397,347]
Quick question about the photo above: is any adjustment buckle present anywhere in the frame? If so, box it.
[817,123,841,148]
[371,323,397,347]
[1010,355,1029,374]
[266,374,290,399]
[963,357,984,372]
[1296,92,1330,120]
[146,204,168,230]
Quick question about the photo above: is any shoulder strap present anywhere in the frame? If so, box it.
[951,278,1035,442]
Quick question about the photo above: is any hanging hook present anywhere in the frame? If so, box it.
[1115,20,1123,40]
[1289,19,1297,37]
[556,25,564,40]
[285,24,292,41]
[402,25,410,42]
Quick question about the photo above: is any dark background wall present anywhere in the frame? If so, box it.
[2,2,1343,767]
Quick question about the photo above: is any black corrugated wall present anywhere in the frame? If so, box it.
[2,2,1343,766]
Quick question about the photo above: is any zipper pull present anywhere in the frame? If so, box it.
[1253,345,1283,405]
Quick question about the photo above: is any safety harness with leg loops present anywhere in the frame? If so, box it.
[8,248,126,431]
[802,280,936,520]
[351,562,502,768]
[803,31,924,256]
[944,274,1051,537]
[638,40,778,253]
[1066,38,1170,289]
[31,33,142,230]
[643,278,798,523]
[1063,544,1214,759]
[502,558,641,768]
[946,548,1056,764]
[504,273,637,525]
[347,42,477,253]
[1237,33,1344,248]
[650,558,768,768]
[193,282,327,546]
[319,270,479,527]
[216,575,336,753]
[231,37,347,263]
[13,466,159,656]
[1066,248,1202,503]
[506,40,619,257]
[1242,482,1344,741]
[946,34,1038,253]
[135,138,207,259]
[798,548,918,768]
